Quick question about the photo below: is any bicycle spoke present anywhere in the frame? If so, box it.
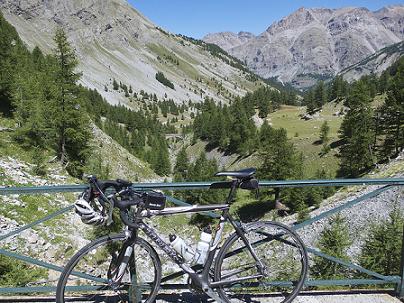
[57,235,160,303]
[221,263,258,280]
[215,222,307,303]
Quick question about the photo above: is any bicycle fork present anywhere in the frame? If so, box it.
[107,229,137,289]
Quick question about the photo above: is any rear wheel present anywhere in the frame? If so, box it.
[214,221,307,303]
[56,234,161,303]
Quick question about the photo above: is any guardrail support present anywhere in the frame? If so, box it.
[396,223,404,298]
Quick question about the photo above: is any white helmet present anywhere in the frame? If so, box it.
[75,194,107,226]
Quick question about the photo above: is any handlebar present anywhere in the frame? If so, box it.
[82,173,258,227]
[84,176,143,225]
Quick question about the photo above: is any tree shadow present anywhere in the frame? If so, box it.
[205,142,217,152]
[235,200,275,222]
[330,139,344,149]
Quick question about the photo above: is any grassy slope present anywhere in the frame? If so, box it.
[90,124,159,181]
[268,102,343,177]
[182,102,343,178]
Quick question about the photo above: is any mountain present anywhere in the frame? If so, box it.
[340,40,404,81]
[0,0,262,107]
[204,5,404,89]
[374,5,404,39]
[203,31,255,51]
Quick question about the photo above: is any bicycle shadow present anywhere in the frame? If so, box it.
[156,293,265,303]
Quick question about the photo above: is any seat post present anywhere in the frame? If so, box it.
[225,179,239,204]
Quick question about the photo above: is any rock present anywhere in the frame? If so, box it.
[44,247,58,259]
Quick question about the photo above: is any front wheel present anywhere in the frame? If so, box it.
[214,221,308,303]
[56,233,161,303]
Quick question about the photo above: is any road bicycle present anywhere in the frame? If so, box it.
[56,168,308,303]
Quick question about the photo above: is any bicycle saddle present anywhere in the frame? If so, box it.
[215,168,256,180]
[97,179,132,191]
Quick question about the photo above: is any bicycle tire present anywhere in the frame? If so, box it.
[56,233,161,303]
[214,221,307,303]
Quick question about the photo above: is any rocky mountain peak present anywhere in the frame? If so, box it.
[237,31,255,40]
[204,5,403,89]
[375,4,404,39]
[265,7,318,35]
[203,30,254,50]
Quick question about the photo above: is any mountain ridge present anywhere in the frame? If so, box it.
[340,40,404,81]
[204,5,404,88]
[0,0,263,107]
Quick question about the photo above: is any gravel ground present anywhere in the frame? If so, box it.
[155,292,402,303]
[0,292,401,303]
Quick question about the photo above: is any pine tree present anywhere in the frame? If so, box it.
[228,99,256,155]
[359,204,403,276]
[304,89,316,114]
[338,81,375,177]
[85,151,110,180]
[174,147,189,181]
[312,214,352,279]
[12,67,48,148]
[258,122,304,211]
[314,80,327,107]
[0,11,22,116]
[147,138,171,176]
[49,28,90,176]
[315,168,336,198]
[377,59,404,159]
[112,78,119,90]
[258,123,301,182]
[32,146,47,176]
[319,121,331,154]
[183,152,226,207]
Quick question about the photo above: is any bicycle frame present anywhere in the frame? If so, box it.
[95,176,266,301]
[118,202,265,294]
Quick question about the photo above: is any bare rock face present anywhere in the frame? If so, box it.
[204,31,255,50]
[0,0,260,106]
[204,5,403,88]
[340,40,404,82]
[375,5,404,39]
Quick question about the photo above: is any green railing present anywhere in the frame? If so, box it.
[0,178,404,297]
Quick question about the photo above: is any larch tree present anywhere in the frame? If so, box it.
[338,81,375,177]
[50,28,90,176]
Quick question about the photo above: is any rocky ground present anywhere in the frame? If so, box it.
[285,152,404,270]
[0,156,90,284]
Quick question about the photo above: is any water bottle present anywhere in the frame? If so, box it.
[195,227,212,265]
[169,234,195,262]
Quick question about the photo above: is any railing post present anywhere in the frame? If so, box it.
[396,223,404,298]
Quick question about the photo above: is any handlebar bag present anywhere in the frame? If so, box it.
[144,191,166,210]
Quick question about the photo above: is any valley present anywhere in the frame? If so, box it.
[0,0,403,297]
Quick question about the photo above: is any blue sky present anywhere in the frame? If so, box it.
[128,1,402,38]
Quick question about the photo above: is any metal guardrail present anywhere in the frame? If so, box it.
[0,178,404,297]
